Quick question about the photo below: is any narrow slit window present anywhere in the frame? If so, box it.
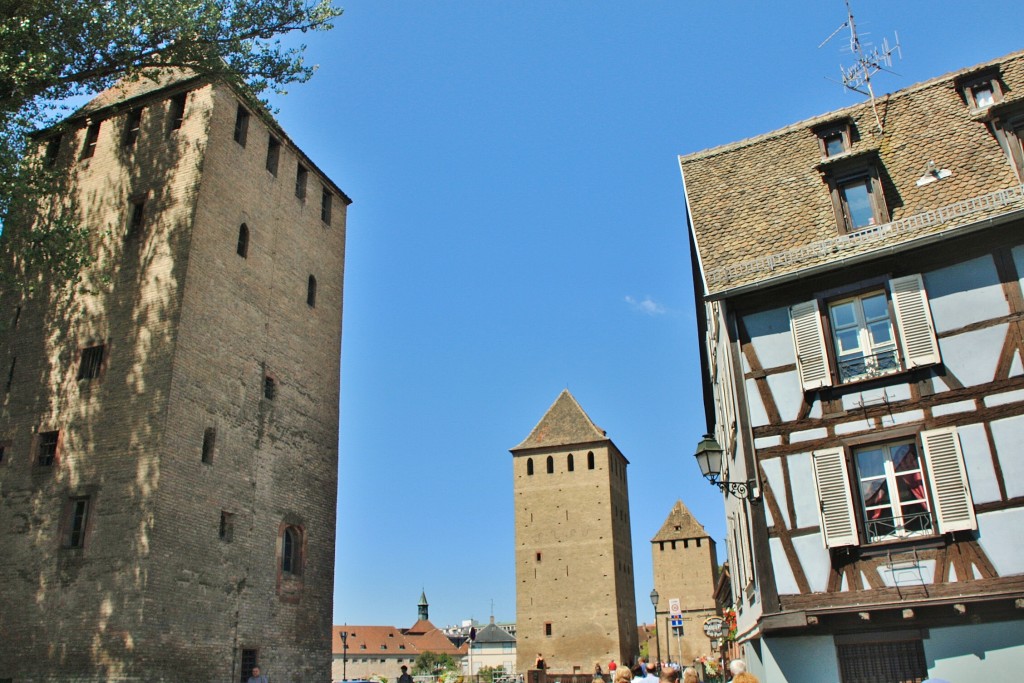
[37,430,59,466]
[237,224,249,258]
[64,497,90,548]
[168,92,187,132]
[295,163,308,200]
[124,108,143,147]
[282,525,302,575]
[587,451,595,469]
[546,455,554,474]
[219,511,234,542]
[263,375,276,400]
[526,458,534,475]
[81,121,101,159]
[266,136,281,175]
[307,275,317,307]
[321,188,332,225]
[567,453,574,471]
[44,135,62,167]
[76,344,105,381]
[234,105,250,146]
[201,427,216,464]
[127,198,146,238]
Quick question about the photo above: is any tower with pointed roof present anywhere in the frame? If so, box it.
[510,390,638,674]
[419,590,430,621]
[650,501,719,666]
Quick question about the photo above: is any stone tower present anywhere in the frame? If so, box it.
[650,501,719,666]
[510,390,638,674]
[0,70,349,681]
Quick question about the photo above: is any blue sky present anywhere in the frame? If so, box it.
[264,2,1022,630]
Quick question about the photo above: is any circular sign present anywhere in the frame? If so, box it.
[702,617,725,639]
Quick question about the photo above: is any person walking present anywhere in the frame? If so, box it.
[399,665,414,683]
[247,665,268,683]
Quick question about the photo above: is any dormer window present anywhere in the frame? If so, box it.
[957,70,1003,111]
[814,120,853,158]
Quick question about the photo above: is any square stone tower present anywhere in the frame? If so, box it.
[0,70,349,681]
[510,390,638,674]
[650,501,719,666]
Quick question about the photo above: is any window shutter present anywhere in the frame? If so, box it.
[790,300,832,390]
[890,274,941,369]
[812,447,859,548]
[921,427,976,534]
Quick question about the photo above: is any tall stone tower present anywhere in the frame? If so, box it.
[650,501,719,666]
[0,70,348,681]
[510,390,638,674]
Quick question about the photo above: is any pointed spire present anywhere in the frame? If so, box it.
[650,500,710,542]
[512,389,608,451]
[418,590,429,621]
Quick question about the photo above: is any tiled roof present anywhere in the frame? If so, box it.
[331,623,466,657]
[680,49,1024,297]
[74,67,201,117]
[650,500,709,542]
[511,389,608,451]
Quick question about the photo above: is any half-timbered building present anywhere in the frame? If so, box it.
[680,50,1024,683]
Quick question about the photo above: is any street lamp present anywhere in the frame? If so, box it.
[649,588,661,672]
[340,629,349,681]
[693,434,760,504]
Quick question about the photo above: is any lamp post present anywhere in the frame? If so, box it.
[649,588,661,673]
[693,434,760,504]
[340,629,349,681]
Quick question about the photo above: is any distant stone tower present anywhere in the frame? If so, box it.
[510,390,638,674]
[650,501,719,666]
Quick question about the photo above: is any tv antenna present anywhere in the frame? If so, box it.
[819,0,901,133]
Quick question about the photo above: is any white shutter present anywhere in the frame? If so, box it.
[812,447,859,548]
[921,427,977,533]
[890,274,941,369]
[790,300,832,391]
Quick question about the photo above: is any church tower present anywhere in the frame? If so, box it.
[510,390,638,674]
[650,501,719,666]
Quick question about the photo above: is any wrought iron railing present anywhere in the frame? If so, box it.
[837,348,900,383]
[705,184,1024,289]
[865,509,933,543]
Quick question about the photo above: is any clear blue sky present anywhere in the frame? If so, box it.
[263,1,1022,630]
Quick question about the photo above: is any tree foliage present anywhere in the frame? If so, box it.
[413,652,458,676]
[478,665,507,683]
[0,0,341,293]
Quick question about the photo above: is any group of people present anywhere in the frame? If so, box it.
[534,653,758,683]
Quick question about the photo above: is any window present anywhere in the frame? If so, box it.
[234,105,250,146]
[127,197,146,238]
[854,440,932,543]
[544,622,552,636]
[295,163,308,200]
[837,636,926,683]
[822,157,889,234]
[168,92,187,132]
[263,374,276,400]
[307,275,317,307]
[587,451,595,470]
[220,511,234,542]
[240,649,259,683]
[281,525,302,575]
[812,427,976,549]
[567,453,574,471]
[814,121,853,158]
[828,291,897,383]
[321,188,332,224]
[958,71,1003,111]
[536,552,542,562]
[201,427,216,464]
[992,108,1024,181]
[37,430,60,466]
[789,274,940,390]
[124,108,143,147]
[77,344,106,381]
[546,455,554,474]
[44,134,62,167]
[266,136,281,175]
[526,458,534,475]
[237,224,249,258]
[80,121,101,159]
[63,496,90,548]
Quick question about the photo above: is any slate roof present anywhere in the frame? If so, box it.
[650,500,709,542]
[681,49,1024,298]
[473,620,516,644]
[511,389,609,451]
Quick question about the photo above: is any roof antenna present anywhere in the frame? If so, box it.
[819,0,901,133]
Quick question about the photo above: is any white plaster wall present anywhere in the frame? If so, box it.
[768,537,799,596]
[761,635,840,683]
[989,414,1024,499]
[765,371,802,422]
[925,620,1024,683]
[937,324,1007,386]
[957,422,1001,504]
[977,507,1024,576]
[744,377,769,428]
[743,308,795,369]
[791,534,830,593]
[924,255,1008,333]
[761,458,788,527]
[787,452,819,529]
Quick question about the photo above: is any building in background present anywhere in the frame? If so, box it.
[465,617,517,675]
[510,390,639,674]
[649,500,719,666]
[681,50,1024,682]
[0,70,349,681]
